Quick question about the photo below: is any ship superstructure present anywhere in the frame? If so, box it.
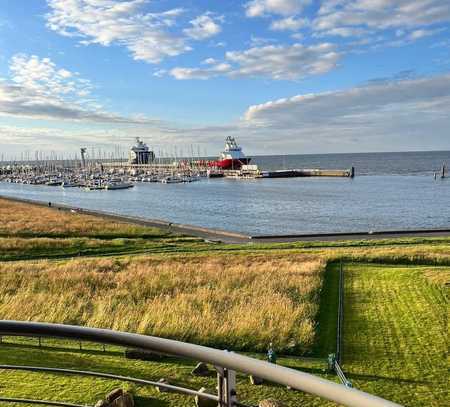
[129,138,155,165]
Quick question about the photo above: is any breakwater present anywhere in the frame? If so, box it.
[259,168,355,178]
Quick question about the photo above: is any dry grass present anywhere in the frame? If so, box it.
[0,237,117,251]
[0,198,163,237]
[0,254,325,354]
[421,267,450,286]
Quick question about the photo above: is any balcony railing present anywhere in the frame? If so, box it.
[0,320,402,407]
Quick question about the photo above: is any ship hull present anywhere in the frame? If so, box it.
[210,158,251,169]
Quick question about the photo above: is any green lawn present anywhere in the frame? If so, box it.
[0,337,335,407]
[341,264,449,407]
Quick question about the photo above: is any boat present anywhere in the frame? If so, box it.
[61,181,81,188]
[160,176,184,184]
[85,185,105,191]
[182,175,201,183]
[84,182,105,190]
[209,136,251,169]
[46,180,63,186]
[207,169,224,178]
[104,182,134,190]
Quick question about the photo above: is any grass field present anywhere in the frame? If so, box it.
[0,255,324,354]
[0,197,449,406]
[0,198,167,238]
[342,264,449,407]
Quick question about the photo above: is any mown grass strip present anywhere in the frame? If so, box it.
[342,263,448,406]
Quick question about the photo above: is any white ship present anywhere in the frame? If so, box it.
[129,138,155,165]
[210,136,251,169]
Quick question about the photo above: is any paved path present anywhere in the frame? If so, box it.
[250,229,450,244]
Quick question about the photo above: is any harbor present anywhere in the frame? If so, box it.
[0,152,448,236]
[0,137,355,189]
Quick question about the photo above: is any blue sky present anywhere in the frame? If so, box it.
[0,0,449,157]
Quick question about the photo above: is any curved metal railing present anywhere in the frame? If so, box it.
[0,398,87,407]
[0,320,402,407]
[0,364,220,402]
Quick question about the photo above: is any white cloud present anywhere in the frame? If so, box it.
[377,27,447,48]
[169,43,341,80]
[0,54,158,124]
[408,28,444,40]
[0,125,161,157]
[243,73,450,151]
[170,63,232,80]
[316,27,370,38]
[245,0,310,17]
[9,54,92,100]
[227,43,340,79]
[3,72,450,155]
[153,69,167,77]
[212,41,227,47]
[270,16,308,31]
[314,0,450,35]
[249,36,276,46]
[291,32,303,40]
[183,13,222,40]
[46,0,190,64]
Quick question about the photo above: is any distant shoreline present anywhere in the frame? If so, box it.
[1,194,449,244]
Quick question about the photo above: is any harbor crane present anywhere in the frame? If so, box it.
[80,148,87,168]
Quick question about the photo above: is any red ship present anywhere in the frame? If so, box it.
[210,136,251,169]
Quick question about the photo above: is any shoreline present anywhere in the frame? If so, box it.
[1,194,450,244]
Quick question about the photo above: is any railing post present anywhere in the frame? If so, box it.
[337,260,344,364]
[216,366,237,406]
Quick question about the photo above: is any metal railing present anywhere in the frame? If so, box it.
[0,365,220,402]
[0,398,87,407]
[336,260,344,364]
[0,320,403,407]
[335,361,353,388]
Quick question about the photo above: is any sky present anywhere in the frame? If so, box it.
[0,0,450,158]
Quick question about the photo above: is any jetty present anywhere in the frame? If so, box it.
[221,166,355,179]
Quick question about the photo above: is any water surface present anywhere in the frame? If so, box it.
[1,151,449,235]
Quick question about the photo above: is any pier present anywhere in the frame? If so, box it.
[222,166,354,179]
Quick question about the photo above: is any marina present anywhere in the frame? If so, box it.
[0,137,355,189]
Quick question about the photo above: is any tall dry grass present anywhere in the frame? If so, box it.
[0,255,324,354]
[0,237,121,251]
[0,198,161,237]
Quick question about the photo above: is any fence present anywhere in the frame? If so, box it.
[0,320,402,407]
[330,260,354,389]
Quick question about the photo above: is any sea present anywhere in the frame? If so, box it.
[1,150,449,236]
